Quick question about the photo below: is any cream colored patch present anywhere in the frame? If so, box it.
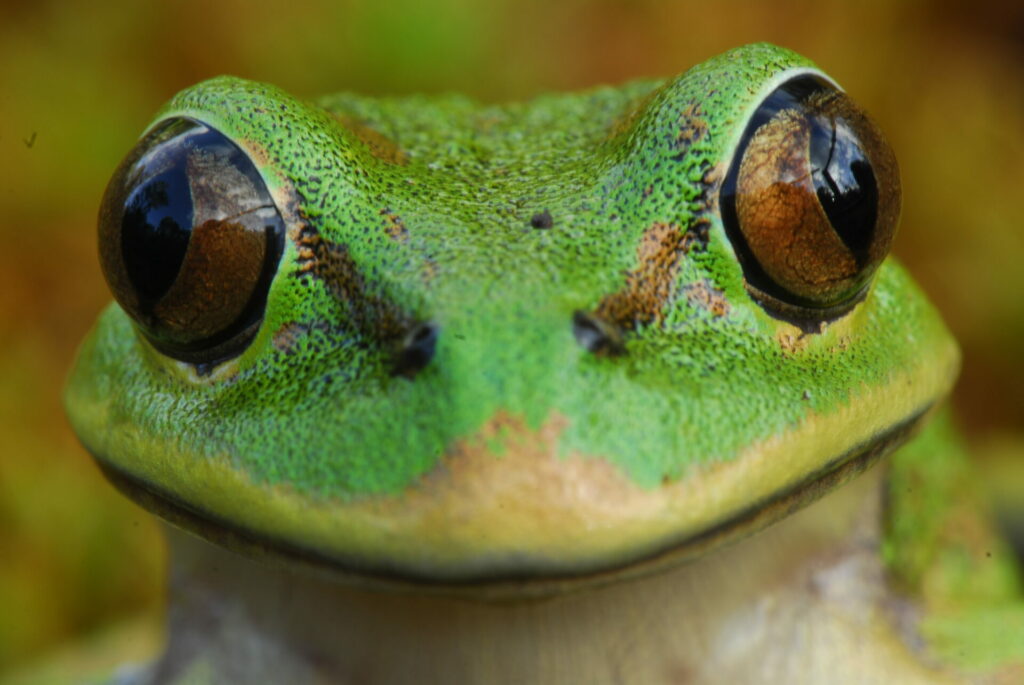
[145,339,240,384]
[775,308,855,356]
[776,326,811,354]
[352,411,674,559]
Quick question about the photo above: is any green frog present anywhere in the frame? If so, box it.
[63,43,1024,683]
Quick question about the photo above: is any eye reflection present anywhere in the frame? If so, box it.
[808,113,878,259]
[122,166,194,303]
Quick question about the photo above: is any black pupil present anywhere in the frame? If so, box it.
[121,164,193,303]
[808,115,878,261]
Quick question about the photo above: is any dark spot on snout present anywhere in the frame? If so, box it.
[572,310,624,356]
[392,322,439,378]
[530,210,554,229]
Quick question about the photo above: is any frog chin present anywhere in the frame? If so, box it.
[145,462,947,683]
[96,400,933,600]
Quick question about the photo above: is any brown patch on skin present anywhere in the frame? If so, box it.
[697,166,724,216]
[272,321,336,353]
[777,329,810,355]
[239,137,274,170]
[777,324,852,355]
[827,335,851,354]
[368,409,673,535]
[682,279,730,317]
[667,102,711,173]
[689,217,711,248]
[404,412,624,515]
[293,222,412,344]
[587,103,722,337]
[337,116,409,166]
[700,165,722,192]
[272,321,305,353]
[380,208,409,243]
[675,103,708,152]
[595,221,699,331]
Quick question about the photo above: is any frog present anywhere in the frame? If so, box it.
[62,42,1024,683]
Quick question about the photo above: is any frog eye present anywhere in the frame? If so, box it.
[720,75,900,314]
[98,117,286,364]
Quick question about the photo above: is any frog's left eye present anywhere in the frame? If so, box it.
[720,75,900,315]
[98,117,285,364]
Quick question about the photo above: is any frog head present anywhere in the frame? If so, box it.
[64,43,958,596]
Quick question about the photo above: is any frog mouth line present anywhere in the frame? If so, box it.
[96,403,931,600]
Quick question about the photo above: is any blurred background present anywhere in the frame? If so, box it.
[1,0,1022,677]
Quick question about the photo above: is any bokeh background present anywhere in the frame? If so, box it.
[1,0,1022,677]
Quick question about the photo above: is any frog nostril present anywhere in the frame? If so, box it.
[391,322,439,378]
[530,210,554,229]
[572,311,625,356]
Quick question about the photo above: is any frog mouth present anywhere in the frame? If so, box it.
[95,402,931,600]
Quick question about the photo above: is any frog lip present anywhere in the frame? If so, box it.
[93,402,931,600]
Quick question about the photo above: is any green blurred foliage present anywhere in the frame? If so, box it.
[0,0,1021,674]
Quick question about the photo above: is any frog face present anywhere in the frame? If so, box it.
[65,43,958,593]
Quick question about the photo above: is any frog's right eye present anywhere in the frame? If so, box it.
[98,117,285,365]
[720,75,900,317]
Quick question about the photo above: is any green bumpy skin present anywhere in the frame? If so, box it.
[65,44,958,584]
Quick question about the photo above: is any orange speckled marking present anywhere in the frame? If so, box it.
[294,224,411,343]
[596,222,696,330]
[682,279,730,317]
[272,321,334,353]
[676,103,709,149]
[776,329,811,355]
[272,321,306,352]
[380,209,410,243]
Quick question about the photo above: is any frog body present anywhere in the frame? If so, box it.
[63,43,1024,683]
